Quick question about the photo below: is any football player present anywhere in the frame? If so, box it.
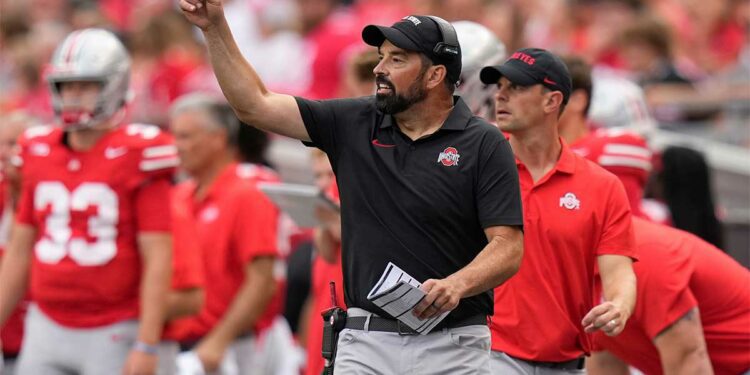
[0,28,176,375]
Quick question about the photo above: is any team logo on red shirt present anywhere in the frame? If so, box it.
[200,205,220,222]
[437,147,460,167]
[559,192,580,210]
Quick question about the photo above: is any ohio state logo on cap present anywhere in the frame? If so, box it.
[437,147,460,167]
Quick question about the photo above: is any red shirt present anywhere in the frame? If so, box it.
[593,218,750,374]
[162,188,206,341]
[15,124,176,328]
[175,163,279,340]
[491,139,636,361]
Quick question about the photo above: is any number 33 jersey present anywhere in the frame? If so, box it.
[15,124,177,328]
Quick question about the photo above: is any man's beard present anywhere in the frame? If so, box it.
[375,73,428,114]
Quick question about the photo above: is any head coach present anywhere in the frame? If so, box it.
[180,2,524,373]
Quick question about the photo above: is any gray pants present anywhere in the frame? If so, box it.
[334,308,490,375]
[16,304,138,375]
[490,351,585,375]
[1,356,17,375]
[157,341,179,375]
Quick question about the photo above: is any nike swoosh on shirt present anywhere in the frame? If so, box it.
[104,147,128,159]
[372,139,396,148]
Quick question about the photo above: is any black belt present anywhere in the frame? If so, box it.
[3,352,19,360]
[345,314,487,335]
[510,355,585,371]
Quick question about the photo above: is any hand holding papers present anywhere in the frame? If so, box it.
[367,263,450,335]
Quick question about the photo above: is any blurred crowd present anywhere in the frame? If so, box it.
[1,0,748,133]
[0,0,748,374]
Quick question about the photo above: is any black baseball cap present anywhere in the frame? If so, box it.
[480,48,572,104]
[362,15,462,84]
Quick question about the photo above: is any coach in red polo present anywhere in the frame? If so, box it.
[480,49,637,373]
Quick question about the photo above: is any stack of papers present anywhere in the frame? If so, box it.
[367,262,450,335]
[258,183,339,228]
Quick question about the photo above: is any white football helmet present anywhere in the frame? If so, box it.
[589,74,656,135]
[453,21,506,121]
[47,28,131,131]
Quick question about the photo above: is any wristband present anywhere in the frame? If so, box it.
[133,340,159,355]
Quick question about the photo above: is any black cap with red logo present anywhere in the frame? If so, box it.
[479,48,572,104]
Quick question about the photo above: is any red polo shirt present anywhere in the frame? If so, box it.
[162,188,206,341]
[491,138,636,362]
[593,218,750,374]
[174,163,279,340]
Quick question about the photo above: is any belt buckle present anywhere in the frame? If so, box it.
[396,320,417,336]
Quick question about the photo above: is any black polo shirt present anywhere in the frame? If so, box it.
[296,95,522,321]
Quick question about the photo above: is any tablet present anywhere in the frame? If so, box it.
[258,183,339,228]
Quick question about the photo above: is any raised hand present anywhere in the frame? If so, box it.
[179,0,224,31]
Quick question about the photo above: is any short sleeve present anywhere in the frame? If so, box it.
[476,131,523,229]
[294,96,371,159]
[137,132,178,181]
[636,243,697,339]
[596,176,636,259]
[135,178,172,233]
[233,186,279,264]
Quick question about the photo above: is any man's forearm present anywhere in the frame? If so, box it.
[447,227,523,298]
[600,256,636,317]
[0,224,35,326]
[204,257,276,345]
[313,227,338,264]
[201,17,309,142]
[202,19,268,121]
[0,252,30,326]
[137,236,172,345]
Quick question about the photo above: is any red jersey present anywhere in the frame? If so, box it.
[174,163,279,340]
[593,218,750,375]
[570,128,670,225]
[15,124,176,328]
[491,139,636,361]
